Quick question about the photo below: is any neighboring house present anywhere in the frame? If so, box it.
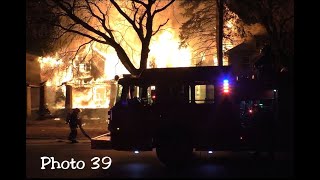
[225,36,267,77]
[26,53,41,111]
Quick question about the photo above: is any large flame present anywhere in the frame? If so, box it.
[38,4,241,110]
[38,55,73,86]
[38,29,195,109]
[149,30,192,68]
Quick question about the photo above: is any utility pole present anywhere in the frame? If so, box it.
[216,0,224,66]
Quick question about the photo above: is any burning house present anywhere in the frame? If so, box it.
[27,0,254,120]
[36,48,120,120]
[35,26,200,117]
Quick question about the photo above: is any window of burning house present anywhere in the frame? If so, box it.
[75,62,90,75]
[79,64,85,73]
[193,85,214,104]
[92,85,108,107]
[72,86,104,108]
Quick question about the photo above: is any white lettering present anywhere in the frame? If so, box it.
[69,158,76,169]
[51,157,61,169]
[60,160,70,169]
[91,156,112,169]
[40,156,51,170]
[76,161,85,169]
[40,156,86,170]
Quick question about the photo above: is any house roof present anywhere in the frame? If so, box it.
[225,42,257,57]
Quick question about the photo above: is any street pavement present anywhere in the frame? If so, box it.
[26,117,294,178]
[27,142,294,178]
[26,117,108,141]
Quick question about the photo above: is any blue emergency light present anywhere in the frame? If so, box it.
[223,79,230,94]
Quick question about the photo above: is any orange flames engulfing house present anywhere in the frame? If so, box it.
[37,2,242,110]
[38,28,196,110]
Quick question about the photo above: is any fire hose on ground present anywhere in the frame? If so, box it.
[79,125,92,140]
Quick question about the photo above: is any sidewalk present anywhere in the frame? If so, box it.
[26,117,109,141]
[26,139,91,144]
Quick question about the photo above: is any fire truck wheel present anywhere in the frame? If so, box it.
[156,144,193,168]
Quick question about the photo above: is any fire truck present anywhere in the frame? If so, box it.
[92,66,278,166]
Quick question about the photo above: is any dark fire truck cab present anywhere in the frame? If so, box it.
[98,66,277,166]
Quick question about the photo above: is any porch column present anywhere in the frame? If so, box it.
[65,84,73,111]
[39,82,51,119]
[26,86,31,120]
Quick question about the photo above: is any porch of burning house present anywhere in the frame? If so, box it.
[26,51,120,121]
[26,80,118,121]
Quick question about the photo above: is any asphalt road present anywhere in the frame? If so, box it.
[26,118,108,140]
[26,140,294,178]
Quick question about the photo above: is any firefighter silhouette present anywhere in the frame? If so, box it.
[66,108,82,143]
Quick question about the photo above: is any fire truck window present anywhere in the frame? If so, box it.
[128,86,141,99]
[173,85,188,103]
[206,85,214,102]
[194,85,214,104]
[116,84,123,102]
[147,86,156,105]
[135,86,140,98]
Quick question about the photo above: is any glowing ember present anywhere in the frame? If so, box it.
[226,21,233,28]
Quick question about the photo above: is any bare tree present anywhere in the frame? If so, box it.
[225,0,294,71]
[178,0,247,66]
[47,0,175,76]
[27,0,57,56]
